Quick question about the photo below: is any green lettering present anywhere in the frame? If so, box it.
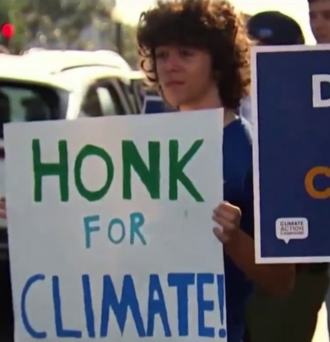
[32,139,69,202]
[122,140,160,199]
[169,139,204,202]
[74,145,114,201]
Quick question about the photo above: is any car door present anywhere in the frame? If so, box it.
[80,78,131,117]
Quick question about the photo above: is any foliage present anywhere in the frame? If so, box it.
[0,0,139,66]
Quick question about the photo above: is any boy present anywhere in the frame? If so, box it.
[0,1,295,341]
[135,0,295,340]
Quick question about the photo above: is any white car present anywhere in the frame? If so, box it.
[0,51,143,259]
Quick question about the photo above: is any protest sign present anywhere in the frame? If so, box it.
[4,110,227,341]
[252,45,330,263]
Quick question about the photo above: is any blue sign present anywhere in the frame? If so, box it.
[253,45,330,263]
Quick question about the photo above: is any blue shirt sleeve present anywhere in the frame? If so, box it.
[241,167,254,238]
[223,117,254,238]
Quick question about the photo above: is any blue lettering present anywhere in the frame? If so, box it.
[197,273,215,337]
[21,274,47,339]
[84,212,147,248]
[217,274,227,338]
[20,272,225,339]
[100,275,146,337]
[82,275,95,337]
[108,219,125,244]
[147,274,171,336]
[84,215,100,248]
[130,212,146,245]
[52,276,82,338]
[168,273,195,336]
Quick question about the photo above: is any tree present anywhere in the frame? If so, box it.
[121,24,139,68]
[0,0,139,67]
[1,0,115,51]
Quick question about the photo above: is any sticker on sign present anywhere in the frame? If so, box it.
[275,218,309,244]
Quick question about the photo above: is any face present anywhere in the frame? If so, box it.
[309,0,330,43]
[154,45,219,109]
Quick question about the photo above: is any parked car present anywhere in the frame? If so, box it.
[22,49,145,113]
[0,52,141,257]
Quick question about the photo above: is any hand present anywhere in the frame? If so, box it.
[0,197,7,219]
[212,201,241,244]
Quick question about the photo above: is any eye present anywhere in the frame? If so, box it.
[179,48,194,58]
[309,12,316,20]
[323,10,330,20]
[155,49,168,60]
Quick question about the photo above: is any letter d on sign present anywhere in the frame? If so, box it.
[312,74,330,108]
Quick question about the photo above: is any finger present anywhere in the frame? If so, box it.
[217,202,240,215]
[212,214,235,230]
[213,208,235,222]
[213,203,236,217]
[213,227,229,244]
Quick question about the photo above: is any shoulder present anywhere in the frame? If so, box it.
[223,117,252,166]
[239,96,252,125]
[223,118,254,235]
[223,118,252,195]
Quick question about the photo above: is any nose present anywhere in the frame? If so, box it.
[163,51,180,72]
[312,16,325,30]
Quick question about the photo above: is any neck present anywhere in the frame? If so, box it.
[179,86,221,112]
[178,88,238,127]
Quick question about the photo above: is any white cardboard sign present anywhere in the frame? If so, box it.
[5,110,226,341]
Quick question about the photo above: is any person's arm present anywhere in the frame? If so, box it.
[224,229,295,297]
[213,167,295,297]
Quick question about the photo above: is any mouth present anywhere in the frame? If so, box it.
[315,31,329,38]
[165,81,185,87]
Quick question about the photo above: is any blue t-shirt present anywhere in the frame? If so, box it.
[223,117,254,342]
[141,102,254,340]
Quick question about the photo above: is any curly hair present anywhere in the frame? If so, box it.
[137,0,251,110]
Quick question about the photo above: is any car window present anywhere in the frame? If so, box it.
[81,82,126,117]
[0,82,61,138]
[81,86,103,117]
[117,80,137,114]
[130,80,144,113]
[97,86,117,116]
[105,83,126,115]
